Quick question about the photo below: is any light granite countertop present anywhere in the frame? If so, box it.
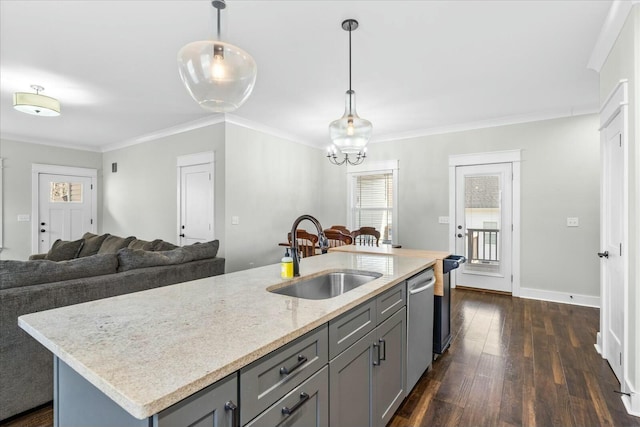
[18,252,434,420]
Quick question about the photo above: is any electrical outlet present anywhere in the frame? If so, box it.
[567,217,579,227]
[17,214,30,222]
[438,216,450,224]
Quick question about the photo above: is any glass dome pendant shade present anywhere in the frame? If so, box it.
[329,89,372,154]
[177,1,257,113]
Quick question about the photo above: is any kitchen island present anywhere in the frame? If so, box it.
[18,252,434,425]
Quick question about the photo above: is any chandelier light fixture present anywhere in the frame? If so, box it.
[327,19,372,166]
[177,0,257,113]
[13,85,61,117]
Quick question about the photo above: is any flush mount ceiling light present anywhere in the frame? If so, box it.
[177,0,257,113]
[327,19,372,166]
[13,85,61,117]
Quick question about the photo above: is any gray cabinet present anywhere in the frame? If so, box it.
[154,373,238,427]
[328,295,407,427]
[328,299,376,359]
[245,366,328,427]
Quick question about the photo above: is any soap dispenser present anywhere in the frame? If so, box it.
[281,249,293,279]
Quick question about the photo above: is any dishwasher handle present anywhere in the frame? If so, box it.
[409,276,436,295]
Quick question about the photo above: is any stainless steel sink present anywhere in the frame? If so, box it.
[270,270,382,300]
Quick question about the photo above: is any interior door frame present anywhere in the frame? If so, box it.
[31,164,98,254]
[448,150,521,296]
[596,79,629,397]
[176,151,215,245]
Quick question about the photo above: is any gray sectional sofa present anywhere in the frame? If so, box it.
[0,233,225,421]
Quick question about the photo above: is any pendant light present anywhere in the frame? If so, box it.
[177,0,257,113]
[13,85,60,117]
[327,19,372,166]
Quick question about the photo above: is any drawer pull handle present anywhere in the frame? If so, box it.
[224,400,238,427]
[372,342,381,366]
[282,392,310,416]
[280,354,308,375]
[379,338,386,361]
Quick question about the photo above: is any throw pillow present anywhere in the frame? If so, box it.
[182,240,220,260]
[98,235,136,254]
[128,239,154,251]
[152,240,179,251]
[45,239,85,261]
[78,232,110,257]
[0,254,118,290]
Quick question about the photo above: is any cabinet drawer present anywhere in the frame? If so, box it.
[329,300,376,360]
[245,365,329,427]
[240,325,328,425]
[376,282,406,325]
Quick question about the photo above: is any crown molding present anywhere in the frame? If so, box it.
[0,132,102,152]
[224,114,317,148]
[370,107,598,144]
[100,115,225,152]
[587,0,639,72]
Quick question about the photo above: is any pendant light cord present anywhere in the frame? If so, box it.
[217,7,221,38]
[348,26,352,92]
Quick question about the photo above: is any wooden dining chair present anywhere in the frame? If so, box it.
[323,229,353,247]
[352,227,380,246]
[329,225,351,235]
[287,229,319,258]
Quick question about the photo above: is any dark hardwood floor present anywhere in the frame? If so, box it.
[3,288,638,427]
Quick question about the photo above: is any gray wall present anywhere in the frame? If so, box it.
[101,123,226,252]
[367,114,601,297]
[0,139,103,260]
[599,4,639,398]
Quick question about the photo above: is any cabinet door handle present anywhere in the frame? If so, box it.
[372,342,381,366]
[379,338,386,361]
[224,400,238,427]
[281,392,310,416]
[280,354,308,375]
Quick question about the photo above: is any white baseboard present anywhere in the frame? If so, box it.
[518,287,600,308]
[622,382,640,417]
[594,332,603,355]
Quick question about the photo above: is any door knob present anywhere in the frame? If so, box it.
[41,222,46,226]
[40,229,46,233]
[179,234,185,238]
[597,251,609,259]
[457,234,463,238]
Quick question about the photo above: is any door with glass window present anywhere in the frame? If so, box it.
[38,174,93,253]
[454,163,512,293]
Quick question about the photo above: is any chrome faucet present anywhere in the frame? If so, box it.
[290,214,329,277]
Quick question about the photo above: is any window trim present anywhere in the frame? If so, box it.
[346,160,399,245]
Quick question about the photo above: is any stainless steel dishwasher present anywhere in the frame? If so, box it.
[406,267,435,392]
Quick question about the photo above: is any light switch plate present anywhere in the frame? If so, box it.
[567,217,579,227]
[17,214,30,222]
[438,216,450,224]
[231,216,240,225]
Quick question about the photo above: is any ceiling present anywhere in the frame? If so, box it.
[0,0,612,153]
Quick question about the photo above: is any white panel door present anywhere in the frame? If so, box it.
[179,163,214,245]
[601,111,624,383]
[455,163,512,293]
[38,173,93,253]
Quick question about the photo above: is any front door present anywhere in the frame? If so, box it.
[601,110,625,383]
[38,173,93,253]
[454,163,513,293]
[178,157,214,246]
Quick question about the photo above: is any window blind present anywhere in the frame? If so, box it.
[353,173,393,243]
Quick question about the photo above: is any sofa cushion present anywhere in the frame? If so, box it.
[0,254,118,290]
[128,239,154,251]
[98,235,135,254]
[78,232,110,257]
[45,239,85,261]
[183,240,220,260]
[152,240,178,251]
[117,248,193,272]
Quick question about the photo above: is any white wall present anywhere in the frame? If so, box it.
[101,123,226,251]
[223,123,329,272]
[367,114,601,298]
[599,4,639,405]
[0,138,103,260]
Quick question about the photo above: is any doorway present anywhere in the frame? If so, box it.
[177,152,214,245]
[32,164,97,254]
[449,151,521,295]
[597,81,628,388]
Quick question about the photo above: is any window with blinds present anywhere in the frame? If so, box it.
[352,172,394,244]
